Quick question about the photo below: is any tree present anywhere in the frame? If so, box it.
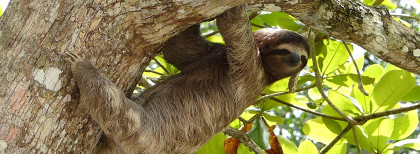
[0,0,418,153]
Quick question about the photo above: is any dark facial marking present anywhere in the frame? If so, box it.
[301,55,307,65]
[271,49,291,56]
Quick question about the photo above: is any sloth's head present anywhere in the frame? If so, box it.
[254,28,309,83]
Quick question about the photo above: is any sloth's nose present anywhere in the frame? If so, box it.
[288,53,300,67]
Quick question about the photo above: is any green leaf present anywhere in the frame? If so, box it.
[344,125,373,152]
[354,64,381,113]
[0,5,2,17]
[393,139,420,151]
[363,118,394,151]
[326,74,375,87]
[251,12,280,27]
[362,64,384,84]
[298,140,318,154]
[263,113,284,126]
[239,110,258,122]
[304,118,356,152]
[274,12,304,31]
[247,117,271,150]
[237,143,255,154]
[303,117,339,144]
[266,77,289,91]
[325,143,346,154]
[321,115,345,134]
[402,86,420,102]
[381,144,394,154]
[363,0,375,5]
[320,111,371,152]
[258,93,300,111]
[308,88,322,101]
[326,90,363,116]
[381,0,397,10]
[345,55,364,74]
[196,133,226,154]
[277,135,299,154]
[153,56,180,75]
[371,70,416,113]
[390,110,419,140]
[258,98,281,111]
[297,75,315,86]
[206,35,224,44]
[383,64,399,74]
[352,84,374,114]
[320,40,351,75]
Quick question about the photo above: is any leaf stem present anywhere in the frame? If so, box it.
[320,124,352,154]
[309,30,356,124]
[153,57,171,75]
[342,41,368,96]
[351,125,363,154]
[264,96,346,121]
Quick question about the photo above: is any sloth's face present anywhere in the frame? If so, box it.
[254,28,309,83]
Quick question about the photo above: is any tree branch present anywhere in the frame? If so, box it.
[320,124,352,154]
[355,103,420,123]
[223,127,265,154]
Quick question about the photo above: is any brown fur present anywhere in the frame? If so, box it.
[66,5,309,154]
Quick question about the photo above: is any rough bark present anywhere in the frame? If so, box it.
[0,0,251,153]
[0,0,418,153]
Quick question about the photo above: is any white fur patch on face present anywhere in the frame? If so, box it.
[273,44,308,59]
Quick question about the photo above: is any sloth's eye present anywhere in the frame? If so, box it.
[271,49,291,55]
[301,56,307,65]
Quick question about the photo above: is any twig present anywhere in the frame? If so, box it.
[320,124,352,154]
[390,13,420,21]
[265,96,346,121]
[205,31,219,38]
[250,23,266,28]
[238,114,261,124]
[153,57,171,75]
[249,12,259,20]
[223,127,265,154]
[351,125,362,154]
[144,70,164,76]
[309,29,356,124]
[342,41,368,96]
[355,103,420,123]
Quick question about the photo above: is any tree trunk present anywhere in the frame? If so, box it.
[0,0,250,153]
[0,0,418,153]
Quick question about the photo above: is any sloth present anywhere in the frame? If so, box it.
[66,5,309,154]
